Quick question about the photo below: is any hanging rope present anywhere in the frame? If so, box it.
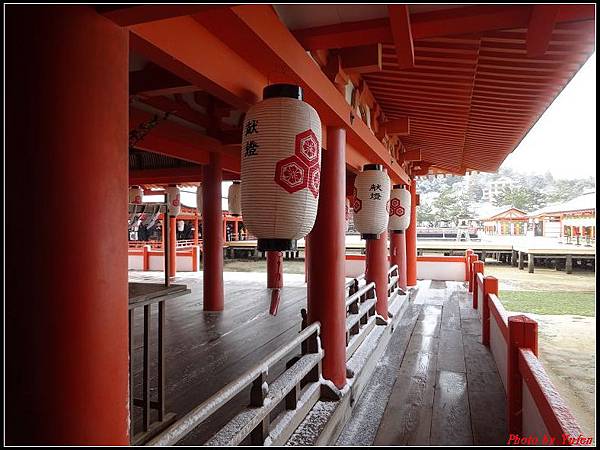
[129,111,171,149]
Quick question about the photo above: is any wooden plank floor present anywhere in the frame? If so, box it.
[128,271,308,444]
[372,280,507,446]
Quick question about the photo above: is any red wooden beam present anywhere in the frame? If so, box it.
[130,107,241,173]
[129,167,239,185]
[130,168,201,185]
[398,149,421,162]
[381,117,410,136]
[527,5,561,57]
[130,64,196,97]
[130,17,266,110]
[339,44,382,74]
[193,5,410,184]
[137,95,212,129]
[99,5,233,27]
[292,5,595,51]
[388,5,414,69]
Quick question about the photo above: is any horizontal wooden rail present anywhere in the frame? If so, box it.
[344,277,377,360]
[387,264,399,297]
[518,348,584,443]
[488,294,509,341]
[147,322,321,446]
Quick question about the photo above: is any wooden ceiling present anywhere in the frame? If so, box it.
[284,4,596,175]
[364,22,595,173]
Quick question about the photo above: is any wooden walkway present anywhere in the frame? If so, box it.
[339,280,507,446]
[128,271,308,444]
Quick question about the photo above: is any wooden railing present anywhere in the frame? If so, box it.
[147,322,322,446]
[387,264,399,297]
[128,239,202,250]
[345,280,377,360]
[467,257,585,443]
[147,268,401,445]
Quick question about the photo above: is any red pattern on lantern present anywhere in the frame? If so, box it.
[352,186,362,213]
[275,156,309,193]
[308,165,320,198]
[388,197,405,217]
[274,129,321,198]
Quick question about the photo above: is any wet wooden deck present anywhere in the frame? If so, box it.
[128,271,308,444]
[372,280,507,446]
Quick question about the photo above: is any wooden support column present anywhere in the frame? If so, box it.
[366,230,389,320]
[266,251,283,289]
[193,214,199,245]
[507,315,538,435]
[528,253,535,274]
[233,220,239,241]
[390,230,407,291]
[307,127,347,389]
[405,179,418,286]
[6,6,129,444]
[518,251,524,270]
[169,216,177,277]
[202,152,224,311]
[565,254,573,274]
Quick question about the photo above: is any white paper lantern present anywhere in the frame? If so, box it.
[177,220,185,232]
[129,185,143,205]
[228,181,242,216]
[352,164,391,239]
[165,185,181,217]
[388,184,411,232]
[196,184,202,215]
[241,84,322,251]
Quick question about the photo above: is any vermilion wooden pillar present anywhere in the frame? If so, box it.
[193,214,199,245]
[6,6,129,444]
[267,251,283,289]
[202,153,224,311]
[390,231,407,290]
[307,127,347,388]
[366,230,389,319]
[406,179,418,286]
[169,216,177,277]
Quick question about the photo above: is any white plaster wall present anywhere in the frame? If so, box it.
[128,255,144,270]
[417,261,465,281]
[345,259,366,278]
[522,381,550,440]
[490,317,508,391]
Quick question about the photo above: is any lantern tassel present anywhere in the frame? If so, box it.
[269,252,283,316]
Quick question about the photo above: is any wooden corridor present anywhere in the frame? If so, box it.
[338,280,507,446]
[128,271,308,444]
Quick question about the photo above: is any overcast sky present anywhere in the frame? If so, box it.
[501,52,596,180]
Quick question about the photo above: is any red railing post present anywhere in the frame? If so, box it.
[507,315,538,436]
[468,254,479,292]
[143,245,151,271]
[481,276,498,347]
[465,249,473,282]
[169,216,177,277]
[472,261,484,309]
[192,245,199,272]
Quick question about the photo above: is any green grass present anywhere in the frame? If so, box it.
[499,290,596,317]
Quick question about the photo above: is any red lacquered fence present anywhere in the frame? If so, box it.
[467,254,585,445]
